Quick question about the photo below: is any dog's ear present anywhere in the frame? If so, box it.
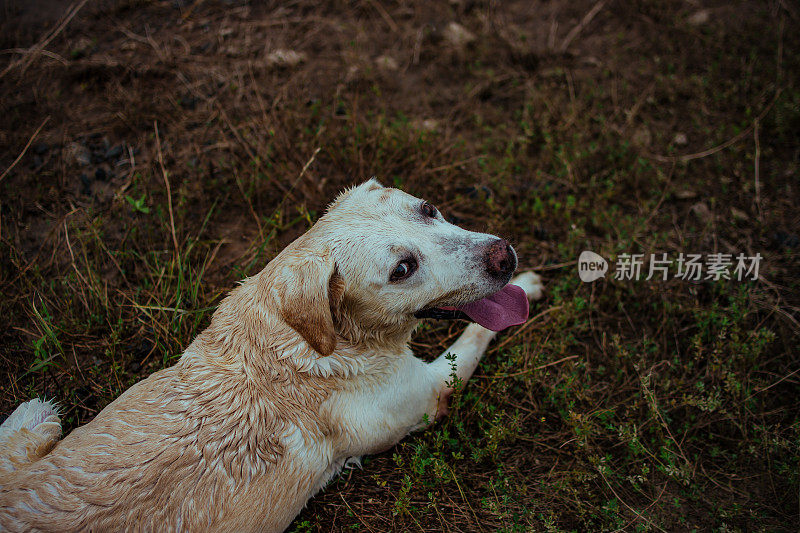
[277,249,344,357]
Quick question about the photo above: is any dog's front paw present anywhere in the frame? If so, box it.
[511,271,544,302]
[0,398,61,437]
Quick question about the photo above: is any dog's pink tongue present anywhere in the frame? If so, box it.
[455,284,529,332]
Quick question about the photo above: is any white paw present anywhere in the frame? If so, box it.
[343,456,363,470]
[0,398,61,442]
[511,271,544,301]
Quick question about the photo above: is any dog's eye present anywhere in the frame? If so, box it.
[420,202,438,218]
[390,258,417,282]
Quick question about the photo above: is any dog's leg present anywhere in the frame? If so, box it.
[332,273,544,450]
[428,271,543,418]
[0,398,62,473]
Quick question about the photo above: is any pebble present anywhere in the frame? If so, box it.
[412,118,439,131]
[690,202,712,222]
[730,207,748,221]
[267,49,307,67]
[687,9,710,26]
[68,142,92,166]
[375,55,399,71]
[675,190,697,199]
[443,22,476,47]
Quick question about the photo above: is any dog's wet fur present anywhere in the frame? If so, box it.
[0,180,543,532]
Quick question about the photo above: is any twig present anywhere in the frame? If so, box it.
[445,463,484,533]
[533,354,579,372]
[639,371,691,468]
[234,172,265,240]
[338,494,377,533]
[0,0,90,79]
[0,48,67,65]
[641,164,676,230]
[116,291,178,344]
[216,104,259,163]
[776,15,785,84]
[646,89,782,163]
[425,156,482,174]
[214,104,266,239]
[0,117,50,183]
[366,0,400,34]
[478,355,578,379]
[115,143,137,198]
[154,122,181,271]
[754,119,763,223]
[63,221,93,313]
[491,305,563,352]
[625,82,655,127]
[547,17,558,50]
[124,303,216,315]
[72,346,87,383]
[613,483,668,532]
[117,25,166,61]
[85,219,129,287]
[601,471,668,533]
[743,367,800,403]
[180,0,205,20]
[297,147,321,183]
[266,147,321,224]
[528,259,577,271]
[559,0,606,53]
[412,28,423,65]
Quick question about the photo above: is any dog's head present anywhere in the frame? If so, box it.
[270,179,527,356]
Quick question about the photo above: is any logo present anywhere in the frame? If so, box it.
[576,251,762,282]
[578,251,608,282]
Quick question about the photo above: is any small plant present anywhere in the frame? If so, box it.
[28,301,63,374]
[125,194,150,214]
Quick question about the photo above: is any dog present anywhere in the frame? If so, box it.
[0,179,543,532]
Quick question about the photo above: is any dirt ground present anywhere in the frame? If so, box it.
[1,0,799,531]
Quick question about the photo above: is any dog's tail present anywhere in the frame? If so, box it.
[0,398,62,473]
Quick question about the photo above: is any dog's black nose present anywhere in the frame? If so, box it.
[484,239,516,278]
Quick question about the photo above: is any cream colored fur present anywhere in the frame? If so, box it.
[0,180,543,532]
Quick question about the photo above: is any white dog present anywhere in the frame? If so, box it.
[0,180,543,532]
